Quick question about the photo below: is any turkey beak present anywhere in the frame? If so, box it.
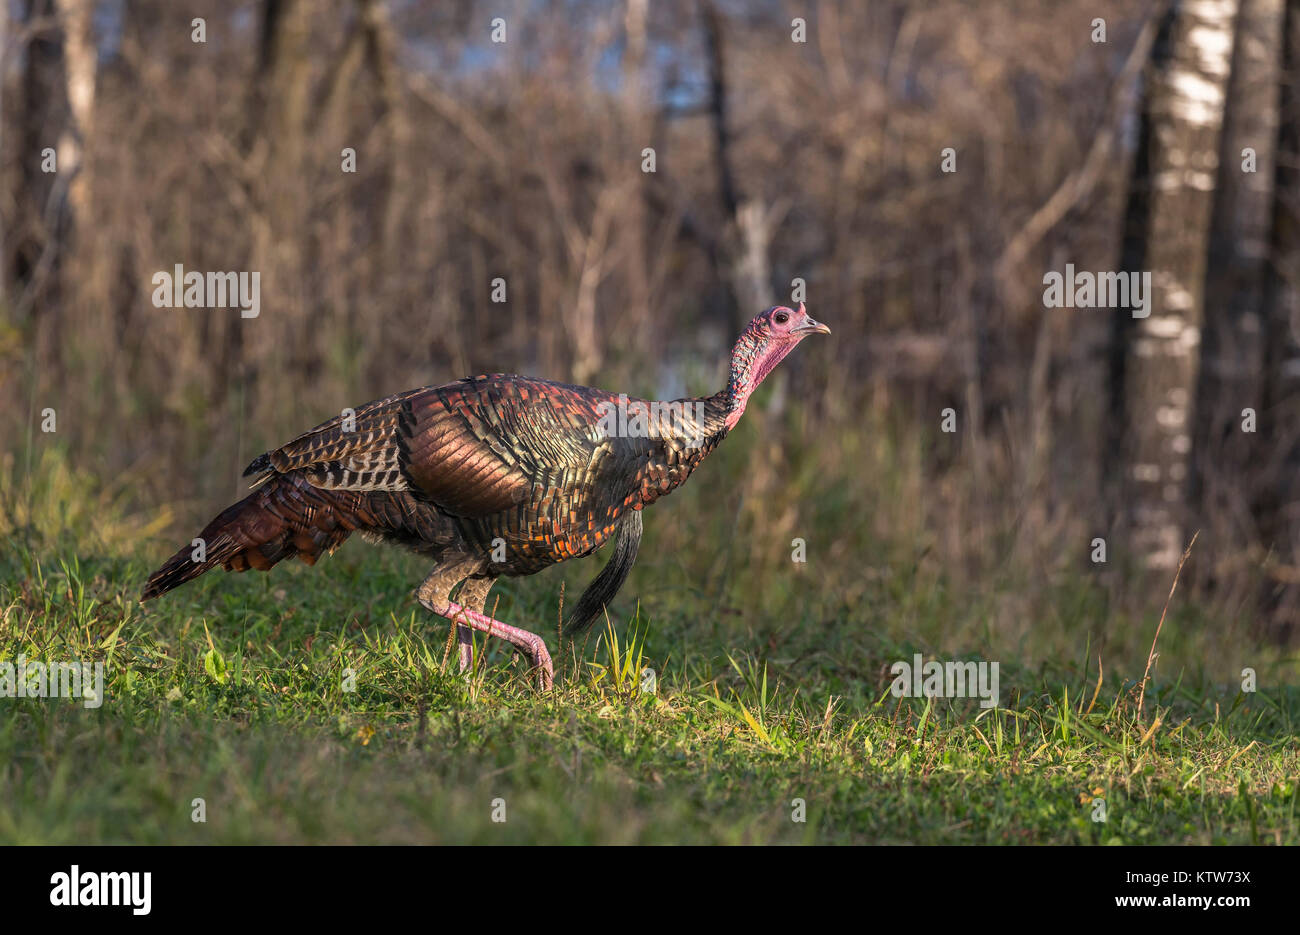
[794,317,831,336]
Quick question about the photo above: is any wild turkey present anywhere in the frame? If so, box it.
[142,303,830,688]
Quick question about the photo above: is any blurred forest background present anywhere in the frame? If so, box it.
[4,0,1300,661]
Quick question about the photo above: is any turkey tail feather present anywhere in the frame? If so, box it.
[565,510,643,635]
[140,474,350,601]
[140,490,285,600]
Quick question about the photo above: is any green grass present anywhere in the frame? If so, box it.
[1,530,1296,845]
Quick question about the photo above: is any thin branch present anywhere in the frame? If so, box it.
[1136,531,1199,722]
[995,9,1165,286]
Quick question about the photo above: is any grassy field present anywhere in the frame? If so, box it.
[0,442,1296,845]
[1,537,1296,844]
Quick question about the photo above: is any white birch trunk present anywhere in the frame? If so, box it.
[1122,0,1240,569]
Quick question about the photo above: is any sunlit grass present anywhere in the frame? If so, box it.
[0,448,1295,843]
[0,533,1295,843]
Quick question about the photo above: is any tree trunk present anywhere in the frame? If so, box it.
[1113,0,1239,571]
[700,0,775,328]
[53,0,94,226]
[2,0,67,320]
[1194,0,1283,546]
[1258,0,1300,625]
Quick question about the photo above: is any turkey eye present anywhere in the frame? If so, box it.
[775,312,789,324]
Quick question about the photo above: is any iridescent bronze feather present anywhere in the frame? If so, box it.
[141,304,830,688]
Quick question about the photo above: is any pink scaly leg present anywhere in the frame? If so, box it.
[438,601,553,690]
[459,625,473,672]
[416,566,552,689]
[455,576,497,674]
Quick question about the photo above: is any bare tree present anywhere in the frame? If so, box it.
[1258,0,1300,621]
[1113,0,1240,571]
[2,0,69,321]
[700,0,776,331]
[11,0,1296,639]
[1195,0,1283,555]
[52,0,93,225]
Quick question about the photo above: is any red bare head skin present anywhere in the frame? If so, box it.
[746,302,832,342]
[725,302,830,428]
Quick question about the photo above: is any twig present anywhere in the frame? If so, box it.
[1083,655,1104,717]
[440,611,458,672]
[555,579,567,677]
[1137,531,1199,722]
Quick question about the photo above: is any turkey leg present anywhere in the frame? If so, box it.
[416,568,554,690]
[455,575,498,672]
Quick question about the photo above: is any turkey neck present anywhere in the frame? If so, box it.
[630,328,784,505]
[721,323,796,431]
[623,391,728,507]
[644,325,787,460]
